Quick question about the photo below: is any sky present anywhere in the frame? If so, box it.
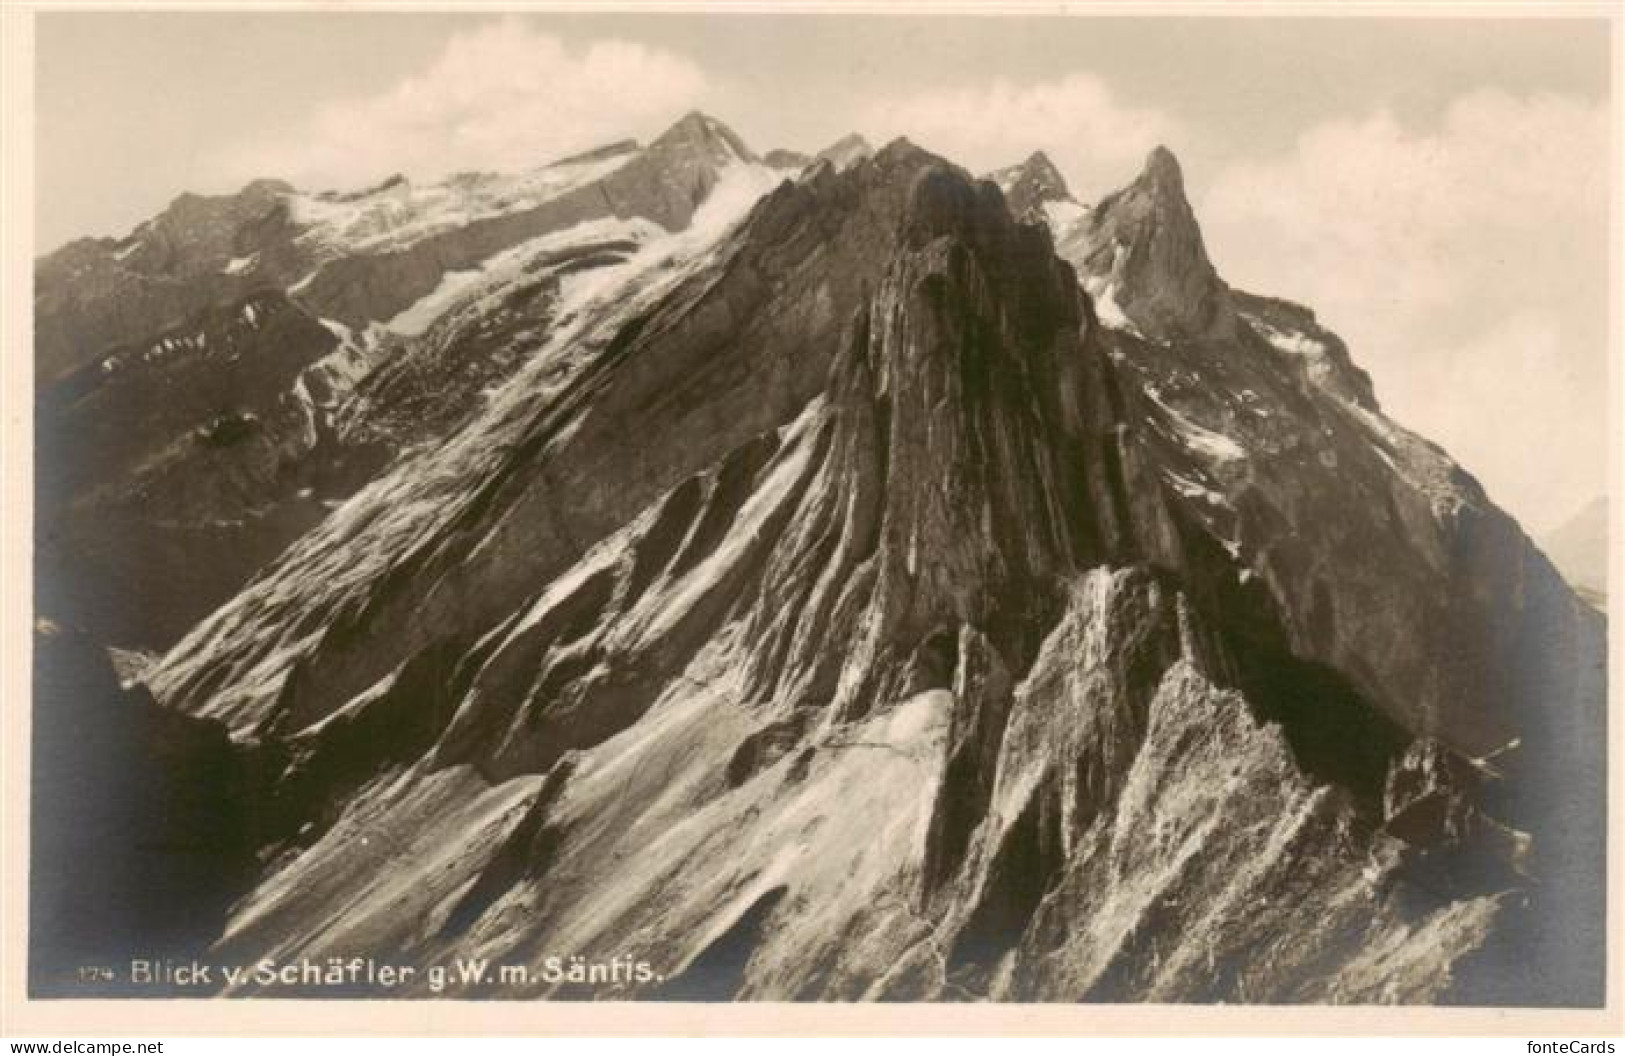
[34,12,1614,533]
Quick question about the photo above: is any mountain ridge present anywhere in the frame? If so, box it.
[35,111,777,652]
[31,116,1606,1005]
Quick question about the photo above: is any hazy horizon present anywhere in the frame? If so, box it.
[34,11,1612,533]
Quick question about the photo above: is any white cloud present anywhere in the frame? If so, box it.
[1405,311,1604,533]
[859,73,1184,198]
[212,19,714,191]
[1198,90,1611,528]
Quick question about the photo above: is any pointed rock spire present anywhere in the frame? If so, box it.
[1140,144,1184,191]
[1068,144,1233,341]
[985,150,1076,223]
[603,112,759,231]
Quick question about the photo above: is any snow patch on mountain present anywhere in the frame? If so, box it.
[384,269,486,336]
[1163,469,1227,507]
[288,149,638,259]
[1042,198,1089,235]
[674,162,784,249]
[383,216,666,336]
[1081,241,1145,337]
[500,162,780,361]
[1088,281,1138,335]
[1250,316,1326,356]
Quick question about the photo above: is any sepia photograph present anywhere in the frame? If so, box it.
[2,1,1619,1039]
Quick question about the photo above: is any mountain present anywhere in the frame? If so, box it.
[814,133,874,171]
[36,111,774,651]
[1067,145,1233,341]
[762,134,873,176]
[33,121,1605,1005]
[986,150,1075,222]
[1542,496,1608,608]
[36,179,297,385]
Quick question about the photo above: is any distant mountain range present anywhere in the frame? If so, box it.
[1542,495,1607,608]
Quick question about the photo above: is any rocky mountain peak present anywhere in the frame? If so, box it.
[1070,143,1232,341]
[161,177,292,220]
[987,150,1076,224]
[534,111,762,235]
[650,110,757,167]
[1024,150,1069,192]
[815,132,874,171]
[1139,143,1184,192]
[869,136,949,178]
[871,135,925,164]
[847,138,978,218]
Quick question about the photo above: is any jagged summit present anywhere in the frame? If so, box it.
[759,134,870,175]
[989,150,1069,197]
[1098,143,1199,226]
[1021,150,1069,191]
[1140,144,1184,189]
[815,132,873,171]
[986,149,1078,225]
[872,135,930,164]
[1023,145,1376,406]
[1065,142,1232,341]
[164,178,292,211]
[846,136,949,185]
[849,138,983,207]
[651,110,757,166]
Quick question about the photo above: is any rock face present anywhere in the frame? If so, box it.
[35,123,1606,1005]
[35,112,771,651]
[33,115,755,388]
[292,112,754,331]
